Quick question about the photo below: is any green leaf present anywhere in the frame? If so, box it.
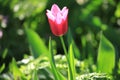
[2,48,8,59]
[25,28,49,58]
[49,37,66,80]
[67,28,81,59]
[9,58,26,80]
[115,3,120,18]
[68,43,76,80]
[0,63,5,73]
[32,70,39,80]
[97,33,115,73]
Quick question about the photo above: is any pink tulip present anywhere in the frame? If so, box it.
[46,4,68,36]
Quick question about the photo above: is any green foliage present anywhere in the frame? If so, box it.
[67,28,81,59]
[0,0,120,79]
[32,70,39,80]
[9,58,26,80]
[0,49,8,73]
[97,33,115,73]
[115,3,120,18]
[1,48,8,59]
[11,0,48,19]
[68,43,76,80]
[77,73,111,80]
[0,63,5,73]
[25,28,49,58]
[4,55,110,80]
[49,37,66,80]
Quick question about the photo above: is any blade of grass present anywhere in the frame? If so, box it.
[97,33,115,73]
[49,37,66,80]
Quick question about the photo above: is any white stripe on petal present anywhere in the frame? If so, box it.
[46,12,55,21]
[47,10,51,13]
[56,12,62,24]
[62,9,68,20]
[61,7,67,13]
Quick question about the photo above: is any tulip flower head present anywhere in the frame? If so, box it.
[46,4,68,36]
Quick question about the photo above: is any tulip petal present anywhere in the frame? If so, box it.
[46,10,51,13]
[56,12,63,24]
[51,4,60,16]
[46,11,55,21]
[62,9,68,20]
[61,7,67,13]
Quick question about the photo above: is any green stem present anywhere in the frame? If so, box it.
[60,36,73,80]
[60,36,69,62]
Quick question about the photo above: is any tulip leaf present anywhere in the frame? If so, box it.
[68,43,76,80]
[49,37,66,80]
[67,28,81,59]
[97,34,115,73]
[25,28,49,58]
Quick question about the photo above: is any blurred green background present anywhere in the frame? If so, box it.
[0,0,120,78]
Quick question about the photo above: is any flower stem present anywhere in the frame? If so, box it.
[60,36,69,62]
[60,36,74,80]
